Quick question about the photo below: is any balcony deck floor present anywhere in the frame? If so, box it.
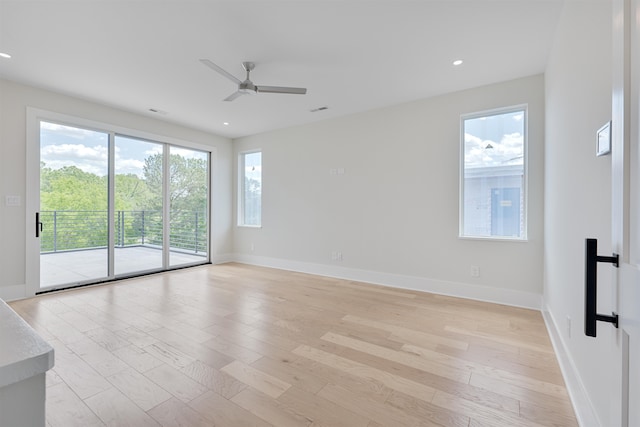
[40,246,207,288]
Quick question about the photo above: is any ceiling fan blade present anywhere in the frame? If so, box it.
[200,59,242,85]
[223,91,244,102]
[256,85,307,95]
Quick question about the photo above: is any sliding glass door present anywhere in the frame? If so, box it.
[37,119,210,290]
[169,146,209,267]
[113,135,165,276]
[39,122,110,287]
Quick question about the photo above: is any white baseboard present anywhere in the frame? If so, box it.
[541,303,601,427]
[211,253,236,265]
[230,254,542,309]
[0,284,27,302]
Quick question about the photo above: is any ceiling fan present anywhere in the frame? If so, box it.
[200,59,307,102]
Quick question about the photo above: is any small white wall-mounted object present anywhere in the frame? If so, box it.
[0,299,54,427]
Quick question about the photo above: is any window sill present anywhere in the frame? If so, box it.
[237,224,262,229]
[458,235,528,243]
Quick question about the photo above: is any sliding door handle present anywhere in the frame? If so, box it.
[584,238,619,337]
[35,212,43,238]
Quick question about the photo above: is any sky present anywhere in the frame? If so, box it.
[464,110,524,168]
[40,121,208,178]
[244,151,262,184]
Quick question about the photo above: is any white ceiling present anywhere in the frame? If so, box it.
[0,0,564,139]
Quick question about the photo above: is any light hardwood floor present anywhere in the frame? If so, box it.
[9,263,578,427]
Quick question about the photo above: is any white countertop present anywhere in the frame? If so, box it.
[0,299,54,388]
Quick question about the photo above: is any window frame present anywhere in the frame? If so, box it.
[238,149,262,228]
[459,104,529,241]
[26,108,213,295]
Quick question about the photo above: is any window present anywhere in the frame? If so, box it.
[239,151,262,226]
[36,116,210,291]
[460,106,527,239]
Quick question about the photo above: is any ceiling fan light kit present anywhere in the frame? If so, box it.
[200,59,307,102]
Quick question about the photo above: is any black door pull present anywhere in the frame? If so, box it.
[585,238,619,337]
[35,212,43,238]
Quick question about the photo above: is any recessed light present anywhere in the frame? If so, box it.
[223,122,229,126]
[453,59,463,66]
[0,52,11,59]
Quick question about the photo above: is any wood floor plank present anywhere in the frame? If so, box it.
[106,368,172,411]
[67,337,130,377]
[142,341,196,369]
[343,314,470,351]
[189,390,273,427]
[85,327,132,352]
[9,263,577,427]
[230,388,312,427]
[147,397,212,427]
[180,359,247,398]
[111,345,165,373]
[251,355,328,395]
[317,383,423,427]
[385,390,471,427]
[57,309,102,332]
[51,341,113,399]
[519,400,579,427]
[277,386,371,427]
[287,352,394,403]
[143,363,208,403]
[321,331,471,384]
[221,360,292,398]
[46,383,105,427]
[401,342,567,397]
[293,344,437,403]
[204,334,264,364]
[469,373,574,414]
[431,390,547,427]
[114,326,159,348]
[84,387,160,427]
[444,325,554,354]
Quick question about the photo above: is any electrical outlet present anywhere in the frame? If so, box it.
[566,315,571,338]
[470,265,480,277]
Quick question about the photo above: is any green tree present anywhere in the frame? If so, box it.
[113,174,154,211]
[143,153,208,252]
[39,153,208,253]
[142,153,207,211]
[40,165,107,211]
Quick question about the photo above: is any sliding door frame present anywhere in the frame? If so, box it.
[26,108,213,296]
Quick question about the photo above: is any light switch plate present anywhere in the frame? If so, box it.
[5,195,21,206]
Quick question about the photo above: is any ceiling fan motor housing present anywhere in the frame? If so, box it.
[239,80,258,94]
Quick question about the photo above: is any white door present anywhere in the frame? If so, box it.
[610,0,640,425]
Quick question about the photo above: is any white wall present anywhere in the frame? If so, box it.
[0,79,234,301]
[544,1,613,425]
[233,75,545,308]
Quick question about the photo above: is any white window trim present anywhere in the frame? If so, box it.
[237,149,262,228]
[459,104,529,241]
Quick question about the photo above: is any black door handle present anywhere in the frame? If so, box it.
[35,212,43,238]
[585,238,619,337]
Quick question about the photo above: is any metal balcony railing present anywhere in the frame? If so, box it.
[39,210,207,255]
